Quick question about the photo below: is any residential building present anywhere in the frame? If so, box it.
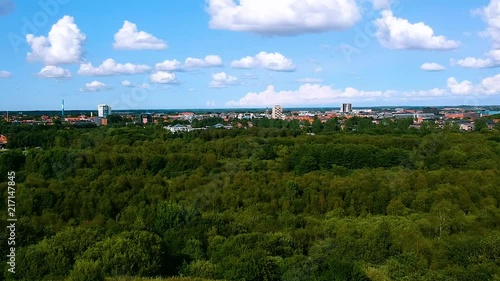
[341,103,353,113]
[272,105,284,119]
[0,135,7,149]
[213,123,233,129]
[164,124,195,133]
[141,114,153,124]
[98,104,112,118]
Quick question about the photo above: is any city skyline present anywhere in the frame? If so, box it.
[1,0,500,110]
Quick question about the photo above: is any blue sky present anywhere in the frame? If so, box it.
[1,0,500,110]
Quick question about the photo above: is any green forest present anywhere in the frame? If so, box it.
[0,119,499,281]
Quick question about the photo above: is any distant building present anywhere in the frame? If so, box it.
[92,117,107,126]
[272,105,284,119]
[423,107,439,115]
[341,103,353,113]
[213,123,233,129]
[238,113,255,120]
[179,112,195,120]
[141,114,153,124]
[164,124,194,133]
[98,104,112,118]
[0,135,7,149]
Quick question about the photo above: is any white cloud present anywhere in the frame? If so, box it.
[374,10,459,50]
[155,56,223,71]
[206,100,216,107]
[206,0,361,35]
[298,77,323,83]
[313,67,323,73]
[447,74,500,95]
[475,0,500,48]
[0,70,12,78]
[209,72,239,88]
[78,59,151,76]
[228,73,500,106]
[227,84,394,106]
[26,15,86,65]
[480,74,500,94]
[403,88,447,98]
[371,0,393,10]
[121,80,149,89]
[185,55,223,68]
[231,52,296,71]
[420,63,446,71]
[150,71,177,84]
[80,81,111,92]
[37,66,71,79]
[455,50,500,68]
[456,57,495,68]
[113,21,167,50]
[155,59,183,71]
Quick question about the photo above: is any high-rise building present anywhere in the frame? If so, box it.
[341,103,353,113]
[272,105,284,119]
[98,104,112,118]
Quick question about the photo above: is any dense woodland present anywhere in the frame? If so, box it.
[0,117,499,281]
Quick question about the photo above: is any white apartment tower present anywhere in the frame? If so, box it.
[341,103,353,113]
[272,105,284,119]
[98,104,112,118]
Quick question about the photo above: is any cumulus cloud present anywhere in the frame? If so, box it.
[156,55,223,71]
[447,78,474,95]
[455,50,500,68]
[27,16,86,65]
[209,72,239,88]
[206,0,361,35]
[228,73,500,106]
[0,0,15,16]
[78,59,151,76]
[113,21,167,50]
[475,0,500,48]
[80,81,111,92]
[447,74,500,95]
[298,78,323,83]
[420,63,446,71]
[185,55,223,68]
[37,66,71,79]
[150,71,177,84]
[121,80,149,89]
[371,0,393,10]
[226,84,394,106]
[231,52,296,71]
[228,85,453,106]
[374,10,459,50]
[455,1,500,69]
[0,70,12,78]
[155,59,183,71]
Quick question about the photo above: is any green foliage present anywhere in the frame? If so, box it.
[1,123,499,281]
[81,231,163,277]
[68,260,105,281]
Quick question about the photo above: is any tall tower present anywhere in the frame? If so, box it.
[341,103,352,113]
[98,104,112,118]
[272,105,284,119]
[62,99,65,117]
